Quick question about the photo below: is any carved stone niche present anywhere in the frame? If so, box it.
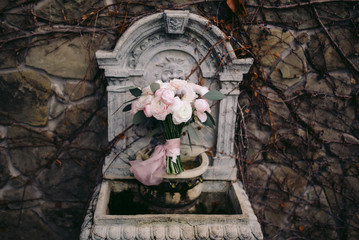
[80,10,262,240]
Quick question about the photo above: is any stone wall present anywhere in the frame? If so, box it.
[239,1,359,239]
[0,0,358,239]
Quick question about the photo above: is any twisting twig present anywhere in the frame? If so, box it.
[247,0,358,10]
[185,36,230,80]
[311,2,359,75]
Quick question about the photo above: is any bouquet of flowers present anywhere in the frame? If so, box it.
[123,79,225,185]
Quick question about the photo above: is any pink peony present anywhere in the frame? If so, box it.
[160,88,175,105]
[150,97,169,121]
[131,95,153,115]
[191,83,209,96]
[194,99,210,113]
[196,111,207,122]
[131,100,140,115]
[144,104,153,118]
[194,99,210,122]
[155,88,165,97]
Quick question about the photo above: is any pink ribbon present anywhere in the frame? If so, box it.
[130,138,180,186]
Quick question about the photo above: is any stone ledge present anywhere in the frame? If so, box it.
[80,180,263,240]
[90,223,262,240]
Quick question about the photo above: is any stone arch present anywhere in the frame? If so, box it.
[97,10,253,163]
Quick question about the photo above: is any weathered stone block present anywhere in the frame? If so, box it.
[272,165,307,198]
[0,209,61,240]
[7,125,56,176]
[35,0,104,24]
[296,96,355,138]
[260,87,291,128]
[0,27,26,69]
[41,201,86,239]
[263,7,317,30]
[0,151,10,188]
[55,98,98,137]
[269,48,306,92]
[307,29,356,71]
[49,96,66,120]
[246,26,294,67]
[5,8,36,30]
[26,36,96,80]
[3,182,42,203]
[36,150,99,201]
[64,81,95,101]
[0,70,51,126]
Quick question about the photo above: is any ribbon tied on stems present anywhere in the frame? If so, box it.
[130,138,180,186]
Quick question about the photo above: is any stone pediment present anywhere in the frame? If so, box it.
[96,10,249,82]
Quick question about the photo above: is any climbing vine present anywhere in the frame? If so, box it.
[0,0,358,239]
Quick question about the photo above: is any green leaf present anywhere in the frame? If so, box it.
[114,98,137,115]
[116,85,137,90]
[123,104,132,112]
[205,111,216,126]
[129,88,142,97]
[187,128,193,150]
[150,82,160,93]
[133,111,147,125]
[203,90,226,101]
[187,124,200,143]
[203,113,215,128]
[124,98,137,104]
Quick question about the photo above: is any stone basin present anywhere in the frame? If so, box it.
[88,180,263,240]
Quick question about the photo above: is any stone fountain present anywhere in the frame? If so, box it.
[80,10,263,240]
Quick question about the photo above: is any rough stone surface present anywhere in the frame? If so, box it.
[2,181,42,203]
[36,0,104,24]
[64,81,95,101]
[246,26,294,67]
[0,33,25,69]
[307,29,355,71]
[0,209,61,240]
[0,151,10,188]
[36,155,94,201]
[55,99,98,137]
[270,48,306,92]
[5,8,36,30]
[263,7,317,30]
[0,70,51,126]
[41,201,86,239]
[49,97,66,120]
[26,36,97,79]
[7,125,56,176]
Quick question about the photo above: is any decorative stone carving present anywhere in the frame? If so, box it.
[81,10,262,240]
[164,10,189,34]
[157,57,185,81]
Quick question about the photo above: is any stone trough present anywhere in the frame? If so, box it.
[80,10,263,240]
[90,180,261,240]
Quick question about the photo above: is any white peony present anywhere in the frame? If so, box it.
[170,79,187,90]
[181,88,197,103]
[171,97,193,125]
